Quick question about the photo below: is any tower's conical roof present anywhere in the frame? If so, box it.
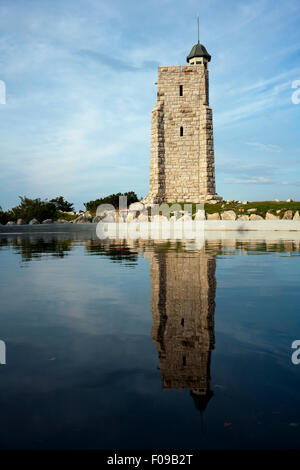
[186,42,211,63]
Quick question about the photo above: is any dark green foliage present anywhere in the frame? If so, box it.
[50,196,74,212]
[7,196,57,223]
[0,206,10,225]
[84,192,139,215]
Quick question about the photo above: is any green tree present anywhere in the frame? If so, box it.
[8,196,58,223]
[50,196,74,212]
[84,192,139,215]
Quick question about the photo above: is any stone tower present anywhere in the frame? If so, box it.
[143,41,222,204]
[147,246,216,411]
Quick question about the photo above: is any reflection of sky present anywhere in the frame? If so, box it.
[0,235,300,449]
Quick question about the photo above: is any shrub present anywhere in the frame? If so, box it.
[8,196,58,223]
[50,196,74,212]
[84,192,139,215]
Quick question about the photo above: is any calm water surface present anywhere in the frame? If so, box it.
[0,233,300,449]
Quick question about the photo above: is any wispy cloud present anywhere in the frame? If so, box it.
[0,0,299,208]
[245,142,282,152]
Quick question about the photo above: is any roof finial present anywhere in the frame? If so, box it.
[197,16,200,44]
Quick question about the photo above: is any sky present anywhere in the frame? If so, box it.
[0,0,300,210]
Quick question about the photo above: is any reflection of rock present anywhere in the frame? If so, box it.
[148,248,216,412]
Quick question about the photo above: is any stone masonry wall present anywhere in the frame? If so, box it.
[143,64,220,204]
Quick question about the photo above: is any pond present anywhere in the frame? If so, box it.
[0,232,300,449]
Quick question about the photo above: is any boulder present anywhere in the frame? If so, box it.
[275,199,280,202]
[293,211,300,220]
[282,210,293,220]
[208,200,218,204]
[226,200,234,204]
[129,202,144,212]
[126,212,137,222]
[6,221,15,225]
[151,214,168,222]
[102,214,115,223]
[265,212,280,220]
[249,214,264,220]
[17,218,26,225]
[42,219,53,224]
[239,215,250,221]
[243,200,248,205]
[178,214,192,221]
[93,215,104,223]
[56,219,70,224]
[221,210,236,221]
[247,208,257,213]
[73,215,90,224]
[84,211,92,218]
[206,213,220,220]
[276,210,281,214]
[29,218,40,225]
[194,210,205,221]
[138,213,149,222]
[286,199,293,203]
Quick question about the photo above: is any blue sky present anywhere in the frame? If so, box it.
[0,0,299,210]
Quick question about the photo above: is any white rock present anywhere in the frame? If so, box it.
[239,215,250,221]
[206,213,220,220]
[249,214,264,220]
[137,213,149,222]
[265,212,279,220]
[126,212,137,222]
[275,199,280,202]
[178,214,192,221]
[56,219,70,224]
[243,200,248,205]
[102,214,115,222]
[221,210,237,221]
[151,214,168,222]
[208,200,218,205]
[29,218,40,225]
[17,218,26,225]
[247,208,257,213]
[282,210,293,220]
[6,221,15,225]
[194,210,205,221]
[129,202,144,212]
[73,215,90,224]
[42,219,53,224]
[286,199,293,203]
[293,211,300,220]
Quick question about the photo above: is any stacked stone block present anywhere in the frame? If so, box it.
[143,63,221,204]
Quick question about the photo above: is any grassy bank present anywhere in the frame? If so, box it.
[169,201,300,218]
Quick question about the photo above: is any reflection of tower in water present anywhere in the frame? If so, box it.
[149,249,216,412]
